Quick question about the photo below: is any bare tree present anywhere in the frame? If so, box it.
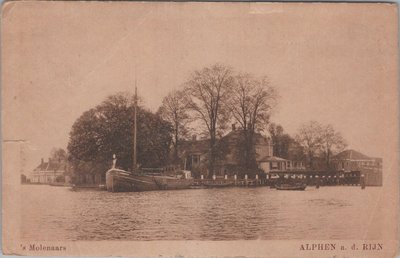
[158,90,190,163]
[184,64,234,176]
[321,124,347,168]
[295,121,324,169]
[231,74,277,131]
[230,73,278,168]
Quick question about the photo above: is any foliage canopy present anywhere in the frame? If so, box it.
[68,92,173,175]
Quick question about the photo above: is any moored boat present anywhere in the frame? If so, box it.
[275,183,307,191]
[153,175,194,190]
[202,180,234,188]
[105,86,193,193]
[105,168,193,192]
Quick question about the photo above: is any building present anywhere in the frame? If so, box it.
[30,158,71,184]
[178,126,304,178]
[331,149,382,186]
[179,136,210,174]
[259,156,305,173]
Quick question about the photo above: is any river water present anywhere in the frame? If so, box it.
[21,185,383,241]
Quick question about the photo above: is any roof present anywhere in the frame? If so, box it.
[179,129,271,155]
[34,159,67,172]
[332,149,373,161]
[372,157,383,163]
[34,162,49,171]
[259,156,288,162]
[178,138,210,155]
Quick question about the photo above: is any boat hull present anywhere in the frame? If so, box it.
[153,177,193,190]
[275,183,307,191]
[106,169,193,192]
[202,181,234,188]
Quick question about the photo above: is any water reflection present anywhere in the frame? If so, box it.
[21,185,382,241]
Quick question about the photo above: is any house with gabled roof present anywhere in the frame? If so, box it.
[30,158,71,184]
[331,149,382,170]
[331,149,382,186]
[178,125,305,178]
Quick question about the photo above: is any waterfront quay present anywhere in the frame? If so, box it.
[191,169,365,188]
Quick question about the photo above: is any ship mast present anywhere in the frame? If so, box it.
[133,81,137,172]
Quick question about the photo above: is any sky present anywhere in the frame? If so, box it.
[2,2,398,173]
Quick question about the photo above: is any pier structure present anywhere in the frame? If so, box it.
[192,169,363,188]
[267,170,363,187]
[192,175,263,187]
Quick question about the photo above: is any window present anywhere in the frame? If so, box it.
[271,162,278,169]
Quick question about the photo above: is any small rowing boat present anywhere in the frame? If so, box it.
[202,180,234,188]
[275,183,307,191]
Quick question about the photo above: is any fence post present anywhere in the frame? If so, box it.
[361,174,366,189]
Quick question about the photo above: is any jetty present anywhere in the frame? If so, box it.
[190,169,365,189]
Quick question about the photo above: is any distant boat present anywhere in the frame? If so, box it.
[106,168,193,192]
[189,185,207,189]
[202,180,234,188]
[275,183,307,191]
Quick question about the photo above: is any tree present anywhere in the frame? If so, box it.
[320,124,347,169]
[295,121,324,169]
[183,64,234,177]
[229,74,278,168]
[158,90,190,163]
[295,122,347,170]
[268,123,292,159]
[67,92,173,177]
[50,148,67,162]
[231,74,277,132]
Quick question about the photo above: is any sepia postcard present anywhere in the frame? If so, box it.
[1,1,399,257]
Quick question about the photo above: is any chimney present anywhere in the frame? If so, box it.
[232,124,236,131]
[41,158,44,165]
[192,135,197,141]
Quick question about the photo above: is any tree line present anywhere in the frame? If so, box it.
[158,64,278,176]
[67,94,172,175]
[295,121,347,169]
[67,63,347,178]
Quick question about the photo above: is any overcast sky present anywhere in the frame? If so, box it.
[2,2,398,172]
